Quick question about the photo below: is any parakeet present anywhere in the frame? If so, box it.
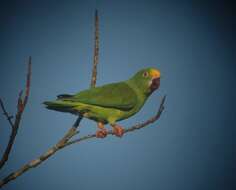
[43,68,161,138]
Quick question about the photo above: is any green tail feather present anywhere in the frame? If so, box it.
[43,100,76,113]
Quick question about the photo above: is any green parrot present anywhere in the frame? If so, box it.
[44,68,161,138]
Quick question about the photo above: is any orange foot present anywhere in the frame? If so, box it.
[96,129,107,138]
[112,124,124,137]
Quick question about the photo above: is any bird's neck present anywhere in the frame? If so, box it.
[125,80,149,104]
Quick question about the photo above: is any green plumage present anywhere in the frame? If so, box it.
[44,68,160,125]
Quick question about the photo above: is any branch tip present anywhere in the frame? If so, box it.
[0,57,32,171]
[0,98,14,128]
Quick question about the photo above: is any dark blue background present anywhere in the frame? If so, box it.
[0,0,234,189]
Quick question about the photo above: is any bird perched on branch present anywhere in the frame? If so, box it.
[44,68,161,138]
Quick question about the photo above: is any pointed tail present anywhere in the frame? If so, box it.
[43,100,75,113]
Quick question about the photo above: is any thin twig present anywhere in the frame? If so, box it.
[0,96,166,188]
[0,57,32,170]
[90,9,99,87]
[0,99,14,128]
[73,10,99,130]
[23,56,32,107]
[71,10,99,132]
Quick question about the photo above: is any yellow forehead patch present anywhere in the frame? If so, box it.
[150,69,161,78]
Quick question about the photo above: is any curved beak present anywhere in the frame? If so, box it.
[150,77,160,91]
[149,69,161,91]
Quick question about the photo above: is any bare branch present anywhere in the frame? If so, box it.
[90,9,99,88]
[23,56,32,107]
[17,90,23,113]
[0,57,32,170]
[73,10,99,129]
[0,99,14,128]
[0,96,166,188]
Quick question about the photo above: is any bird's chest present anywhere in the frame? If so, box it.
[118,96,146,121]
[82,105,122,123]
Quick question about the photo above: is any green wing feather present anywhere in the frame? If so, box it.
[60,82,137,111]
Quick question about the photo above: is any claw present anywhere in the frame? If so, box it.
[112,124,124,137]
[96,129,107,138]
[96,122,107,138]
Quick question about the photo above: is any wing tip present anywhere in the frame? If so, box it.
[57,94,73,99]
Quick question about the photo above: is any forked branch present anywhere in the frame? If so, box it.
[0,96,165,188]
[0,56,32,170]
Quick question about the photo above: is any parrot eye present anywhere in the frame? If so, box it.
[143,71,149,78]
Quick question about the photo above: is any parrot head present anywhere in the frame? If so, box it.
[129,68,161,95]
